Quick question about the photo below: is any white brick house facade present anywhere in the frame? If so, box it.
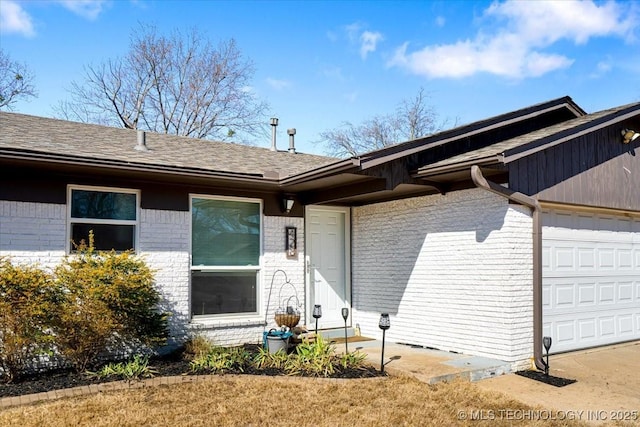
[351,189,534,369]
[0,200,305,348]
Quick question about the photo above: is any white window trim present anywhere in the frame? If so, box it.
[189,194,264,323]
[67,184,140,254]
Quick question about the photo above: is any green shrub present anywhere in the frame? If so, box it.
[252,346,289,370]
[0,258,61,382]
[285,335,336,377]
[86,354,157,382]
[338,351,368,371]
[53,236,169,372]
[190,346,252,374]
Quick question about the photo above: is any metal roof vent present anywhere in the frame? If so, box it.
[287,128,296,154]
[135,129,149,151]
[270,117,278,151]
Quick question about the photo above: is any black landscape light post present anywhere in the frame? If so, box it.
[341,307,349,354]
[379,313,390,373]
[313,304,322,335]
[543,336,552,376]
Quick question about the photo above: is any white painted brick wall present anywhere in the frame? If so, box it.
[351,188,534,370]
[0,201,66,270]
[138,209,191,345]
[1,200,306,348]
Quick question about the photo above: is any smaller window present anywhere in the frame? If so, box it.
[68,187,139,252]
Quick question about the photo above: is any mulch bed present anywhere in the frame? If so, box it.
[515,370,577,387]
[0,346,383,398]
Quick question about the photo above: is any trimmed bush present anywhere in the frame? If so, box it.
[53,238,169,372]
[0,258,61,382]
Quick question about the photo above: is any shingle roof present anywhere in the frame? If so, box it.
[0,112,337,179]
[418,101,640,173]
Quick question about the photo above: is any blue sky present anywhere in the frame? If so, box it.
[1,0,639,155]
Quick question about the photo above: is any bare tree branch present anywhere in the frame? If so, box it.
[319,88,443,158]
[54,24,269,143]
[0,49,37,110]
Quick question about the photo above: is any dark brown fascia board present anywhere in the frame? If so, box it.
[278,157,361,186]
[297,177,388,205]
[0,149,280,186]
[412,156,500,179]
[356,98,585,170]
[500,105,640,164]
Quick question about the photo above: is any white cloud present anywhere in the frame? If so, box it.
[342,22,384,60]
[389,0,636,80]
[344,23,362,43]
[56,0,109,20]
[266,78,292,90]
[435,16,445,28]
[0,0,35,37]
[360,30,383,59]
[590,59,613,78]
[486,0,634,45]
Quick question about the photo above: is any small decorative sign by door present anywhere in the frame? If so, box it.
[285,226,297,257]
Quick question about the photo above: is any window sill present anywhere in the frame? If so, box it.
[189,316,266,330]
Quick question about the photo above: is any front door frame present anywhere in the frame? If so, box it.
[305,205,352,329]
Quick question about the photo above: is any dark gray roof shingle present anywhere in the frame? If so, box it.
[0,112,337,178]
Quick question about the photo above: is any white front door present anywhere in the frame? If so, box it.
[306,206,351,329]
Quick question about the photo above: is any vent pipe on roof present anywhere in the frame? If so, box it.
[287,128,296,154]
[135,129,149,151]
[270,118,278,151]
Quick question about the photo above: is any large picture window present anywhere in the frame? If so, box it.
[68,186,139,252]
[191,196,261,317]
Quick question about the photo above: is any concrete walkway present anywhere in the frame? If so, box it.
[347,339,511,383]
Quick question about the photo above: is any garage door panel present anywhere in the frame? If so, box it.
[543,210,640,353]
[619,282,633,302]
[544,278,636,314]
[619,315,633,335]
[619,250,633,269]
[577,319,596,340]
[578,283,596,305]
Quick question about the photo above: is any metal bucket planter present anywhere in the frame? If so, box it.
[264,328,292,354]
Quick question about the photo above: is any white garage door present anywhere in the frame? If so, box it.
[542,210,640,354]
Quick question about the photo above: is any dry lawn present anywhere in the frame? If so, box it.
[0,374,594,427]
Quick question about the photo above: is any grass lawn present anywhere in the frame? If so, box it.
[0,374,589,427]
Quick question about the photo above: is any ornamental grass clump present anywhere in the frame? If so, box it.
[189,346,253,374]
[86,354,157,382]
[0,258,62,382]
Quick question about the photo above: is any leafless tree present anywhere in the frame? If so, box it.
[56,25,269,142]
[319,88,447,157]
[0,49,37,110]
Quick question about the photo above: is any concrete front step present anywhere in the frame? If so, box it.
[318,327,355,339]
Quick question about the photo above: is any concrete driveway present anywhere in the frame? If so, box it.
[476,342,640,418]
[350,338,639,423]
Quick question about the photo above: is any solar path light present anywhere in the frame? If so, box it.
[341,307,349,354]
[543,336,552,376]
[312,304,322,336]
[379,313,390,373]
